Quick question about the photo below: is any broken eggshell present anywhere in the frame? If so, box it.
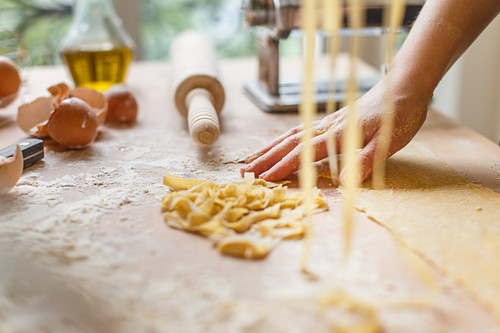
[17,83,107,148]
[48,82,71,105]
[17,97,54,138]
[0,145,23,195]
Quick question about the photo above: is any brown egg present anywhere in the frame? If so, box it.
[105,85,138,123]
[47,97,98,149]
[70,87,108,125]
[0,56,21,108]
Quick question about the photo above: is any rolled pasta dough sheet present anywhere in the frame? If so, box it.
[354,143,500,319]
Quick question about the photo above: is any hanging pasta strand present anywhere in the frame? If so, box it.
[299,0,318,274]
[324,0,343,183]
[340,0,363,258]
[371,0,406,188]
[323,0,342,115]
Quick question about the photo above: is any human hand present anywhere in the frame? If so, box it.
[240,76,430,183]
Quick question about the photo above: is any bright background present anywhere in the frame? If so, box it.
[1,0,499,142]
[0,0,256,64]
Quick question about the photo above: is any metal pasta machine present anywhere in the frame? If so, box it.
[242,0,425,112]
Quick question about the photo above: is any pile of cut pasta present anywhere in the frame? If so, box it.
[161,174,328,259]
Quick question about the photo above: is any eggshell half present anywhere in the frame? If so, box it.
[17,97,55,137]
[0,145,23,195]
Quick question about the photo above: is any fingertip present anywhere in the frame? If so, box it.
[244,153,258,164]
[339,167,346,184]
[358,154,375,184]
[260,163,294,182]
[240,163,253,177]
[241,162,264,179]
[258,171,269,180]
[360,164,373,183]
[259,170,282,182]
[338,164,371,185]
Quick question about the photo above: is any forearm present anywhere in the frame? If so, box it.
[390,0,500,100]
[242,0,499,182]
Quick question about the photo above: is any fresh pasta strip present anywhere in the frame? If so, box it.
[163,173,213,191]
[161,174,328,259]
[216,236,269,260]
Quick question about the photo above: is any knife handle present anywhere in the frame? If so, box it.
[0,138,44,169]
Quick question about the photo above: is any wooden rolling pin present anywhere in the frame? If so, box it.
[170,31,225,146]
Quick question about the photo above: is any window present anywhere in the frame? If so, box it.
[0,0,256,66]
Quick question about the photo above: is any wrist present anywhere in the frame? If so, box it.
[384,64,436,106]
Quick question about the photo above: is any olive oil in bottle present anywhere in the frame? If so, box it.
[61,46,133,91]
[60,0,135,91]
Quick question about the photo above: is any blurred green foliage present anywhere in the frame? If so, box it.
[0,0,71,65]
[0,0,257,66]
[142,0,257,60]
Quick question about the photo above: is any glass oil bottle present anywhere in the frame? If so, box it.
[60,0,135,91]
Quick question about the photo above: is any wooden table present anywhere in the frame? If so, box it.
[0,59,499,332]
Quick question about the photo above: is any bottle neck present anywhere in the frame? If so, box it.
[72,0,117,30]
[73,0,116,21]
[63,0,134,51]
